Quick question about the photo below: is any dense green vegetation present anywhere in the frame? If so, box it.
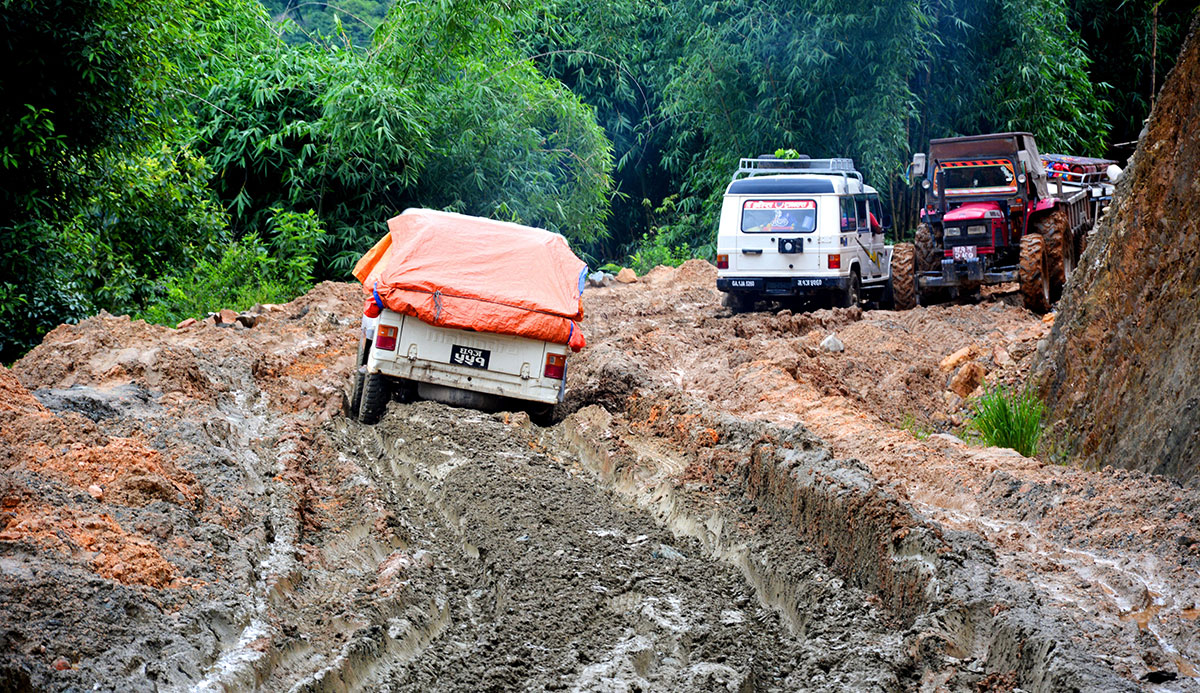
[1,0,1194,359]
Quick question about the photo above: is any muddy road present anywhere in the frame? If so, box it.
[2,268,1199,691]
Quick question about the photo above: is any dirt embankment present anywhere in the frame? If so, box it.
[572,260,1200,688]
[1036,15,1200,483]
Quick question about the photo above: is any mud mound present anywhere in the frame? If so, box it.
[1037,16,1200,482]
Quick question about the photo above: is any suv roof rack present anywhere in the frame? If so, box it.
[733,156,863,188]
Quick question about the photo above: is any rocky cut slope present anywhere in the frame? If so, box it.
[1037,14,1200,482]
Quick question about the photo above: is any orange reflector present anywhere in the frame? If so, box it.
[717,254,729,270]
[376,325,398,351]
[827,254,841,269]
[544,353,566,379]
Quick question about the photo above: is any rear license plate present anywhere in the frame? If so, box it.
[952,245,977,261]
[730,279,758,288]
[451,345,490,369]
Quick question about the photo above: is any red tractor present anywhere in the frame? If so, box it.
[892,132,1115,312]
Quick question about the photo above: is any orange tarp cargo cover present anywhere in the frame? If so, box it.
[353,209,587,350]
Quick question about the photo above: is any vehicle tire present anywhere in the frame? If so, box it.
[837,269,861,308]
[1034,207,1070,293]
[1019,234,1051,313]
[914,223,940,272]
[529,404,556,427]
[348,368,365,421]
[891,243,917,310]
[357,371,391,424]
[722,292,755,314]
[347,337,370,420]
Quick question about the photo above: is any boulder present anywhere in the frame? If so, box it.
[615,268,638,284]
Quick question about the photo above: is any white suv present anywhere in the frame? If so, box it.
[715,156,893,311]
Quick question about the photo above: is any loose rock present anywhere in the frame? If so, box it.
[949,361,987,398]
[615,268,638,284]
[820,334,845,353]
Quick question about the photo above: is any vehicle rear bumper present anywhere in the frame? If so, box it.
[717,276,849,296]
[918,258,1017,287]
[370,357,563,404]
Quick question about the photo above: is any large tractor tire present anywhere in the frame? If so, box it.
[357,371,391,424]
[914,223,941,272]
[1019,234,1051,313]
[1034,208,1071,295]
[890,243,917,310]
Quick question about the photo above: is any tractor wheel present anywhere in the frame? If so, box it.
[1034,208,1070,295]
[1019,234,1051,313]
[890,243,917,310]
[914,223,940,272]
[357,371,391,425]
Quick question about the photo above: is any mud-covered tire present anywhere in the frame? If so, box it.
[914,223,940,272]
[890,243,917,310]
[1034,208,1070,293]
[836,269,861,308]
[347,338,369,420]
[529,404,556,427]
[348,368,365,420]
[1019,234,1051,313]
[357,371,391,424]
[722,292,755,314]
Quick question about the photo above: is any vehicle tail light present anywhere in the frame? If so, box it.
[544,353,566,379]
[376,325,398,351]
[717,254,729,270]
[827,254,840,269]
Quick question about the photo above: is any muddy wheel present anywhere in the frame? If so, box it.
[529,404,556,427]
[890,243,917,310]
[348,369,365,420]
[836,269,861,308]
[722,292,755,314]
[914,223,940,272]
[1034,208,1070,294]
[348,338,370,420]
[357,371,391,424]
[1019,234,1051,313]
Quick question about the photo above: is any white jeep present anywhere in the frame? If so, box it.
[715,156,894,311]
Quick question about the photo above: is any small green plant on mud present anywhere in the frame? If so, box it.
[969,385,1044,457]
[900,413,932,440]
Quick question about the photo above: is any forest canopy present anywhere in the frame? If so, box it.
[1,0,1194,359]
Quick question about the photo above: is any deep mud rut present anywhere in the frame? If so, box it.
[3,271,1199,691]
[321,403,906,691]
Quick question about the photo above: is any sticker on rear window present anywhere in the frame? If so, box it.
[742,200,816,233]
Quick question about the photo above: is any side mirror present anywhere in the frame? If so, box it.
[882,214,893,229]
[911,153,927,179]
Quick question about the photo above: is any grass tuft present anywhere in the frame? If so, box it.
[969,385,1044,458]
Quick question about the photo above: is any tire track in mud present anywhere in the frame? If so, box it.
[323,402,912,692]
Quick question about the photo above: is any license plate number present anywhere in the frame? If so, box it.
[730,279,757,288]
[796,279,822,287]
[952,245,977,261]
[451,345,490,369]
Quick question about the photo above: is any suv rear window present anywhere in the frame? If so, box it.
[741,200,816,233]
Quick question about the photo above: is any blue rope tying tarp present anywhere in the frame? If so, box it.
[372,283,383,311]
